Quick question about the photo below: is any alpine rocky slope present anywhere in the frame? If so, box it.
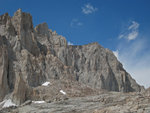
[0,9,144,105]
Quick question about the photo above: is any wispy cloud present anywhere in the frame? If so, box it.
[82,3,98,15]
[128,21,139,30]
[127,31,138,40]
[70,19,83,28]
[115,20,150,88]
[68,41,74,45]
[115,37,150,88]
[118,21,139,41]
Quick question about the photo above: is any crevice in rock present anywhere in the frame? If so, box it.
[6,59,10,92]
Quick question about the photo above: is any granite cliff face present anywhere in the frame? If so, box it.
[0,9,144,105]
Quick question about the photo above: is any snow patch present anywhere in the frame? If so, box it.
[42,81,50,86]
[2,99,16,108]
[60,90,66,95]
[32,101,45,104]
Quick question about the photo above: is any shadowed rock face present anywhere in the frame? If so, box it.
[0,9,144,105]
[0,36,9,101]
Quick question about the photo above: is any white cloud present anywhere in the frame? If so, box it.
[70,19,83,28]
[118,21,139,41]
[82,3,98,15]
[128,21,139,30]
[118,34,124,39]
[117,20,150,88]
[127,31,138,40]
[68,41,73,45]
[116,38,150,88]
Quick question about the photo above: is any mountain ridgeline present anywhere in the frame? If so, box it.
[0,9,144,105]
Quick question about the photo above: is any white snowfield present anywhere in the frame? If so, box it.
[42,81,50,86]
[2,99,16,108]
[32,101,45,104]
[60,90,66,95]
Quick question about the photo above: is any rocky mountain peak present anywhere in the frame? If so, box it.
[12,8,33,32]
[35,23,49,36]
[0,9,144,106]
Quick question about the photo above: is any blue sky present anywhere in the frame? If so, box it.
[0,0,150,88]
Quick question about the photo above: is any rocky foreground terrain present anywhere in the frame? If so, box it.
[1,90,150,113]
[0,9,149,113]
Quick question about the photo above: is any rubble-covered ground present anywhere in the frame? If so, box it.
[1,87,150,113]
